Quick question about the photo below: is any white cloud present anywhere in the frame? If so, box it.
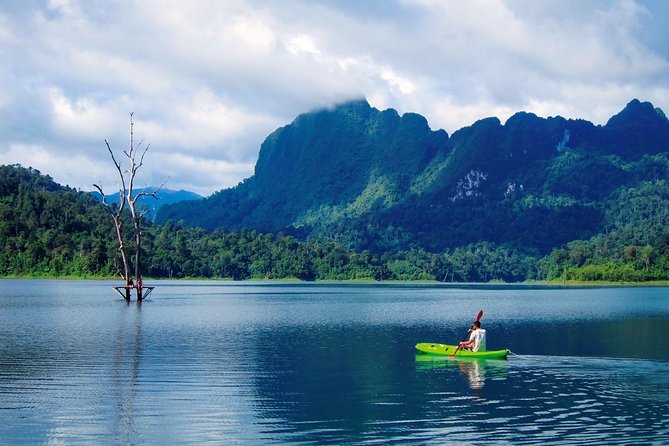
[154,153,256,196]
[139,88,281,160]
[380,67,417,95]
[230,15,277,53]
[0,143,113,190]
[286,35,322,58]
[48,88,130,140]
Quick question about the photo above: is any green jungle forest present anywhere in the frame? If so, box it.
[1,162,668,283]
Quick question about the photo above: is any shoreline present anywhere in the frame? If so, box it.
[2,275,669,287]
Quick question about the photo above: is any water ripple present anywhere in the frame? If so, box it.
[2,281,669,444]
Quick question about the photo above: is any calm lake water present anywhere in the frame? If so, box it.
[1,280,668,445]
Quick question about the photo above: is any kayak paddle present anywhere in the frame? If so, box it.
[450,310,483,357]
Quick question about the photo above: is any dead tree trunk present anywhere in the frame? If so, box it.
[114,213,133,301]
[96,113,167,302]
[124,114,167,301]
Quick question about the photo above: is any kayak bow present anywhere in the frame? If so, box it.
[415,343,509,360]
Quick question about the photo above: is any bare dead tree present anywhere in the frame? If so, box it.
[95,113,167,301]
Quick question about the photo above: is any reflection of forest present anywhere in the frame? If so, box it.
[245,322,519,441]
[248,324,445,439]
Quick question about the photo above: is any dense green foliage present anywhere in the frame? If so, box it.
[0,165,120,277]
[541,177,669,282]
[2,162,668,282]
[0,165,538,281]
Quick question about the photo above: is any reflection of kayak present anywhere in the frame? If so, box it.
[415,354,510,392]
[415,343,509,359]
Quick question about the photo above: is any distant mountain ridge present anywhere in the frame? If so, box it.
[156,98,669,255]
[91,188,202,221]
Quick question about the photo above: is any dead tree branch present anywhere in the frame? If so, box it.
[97,112,169,301]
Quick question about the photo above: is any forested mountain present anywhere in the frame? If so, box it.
[158,100,449,233]
[2,98,669,282]
[156,99,669,258]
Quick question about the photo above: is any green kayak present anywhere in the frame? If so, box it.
[415,342,509,359]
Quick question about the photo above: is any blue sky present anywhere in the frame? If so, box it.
[1,0,668,196]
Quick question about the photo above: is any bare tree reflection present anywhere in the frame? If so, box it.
[112,303,143,443]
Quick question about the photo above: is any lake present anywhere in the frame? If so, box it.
[1,280,668,444]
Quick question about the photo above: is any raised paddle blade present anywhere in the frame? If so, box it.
[475,310,483,322]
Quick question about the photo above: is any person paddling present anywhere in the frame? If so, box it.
[458,320,487,352]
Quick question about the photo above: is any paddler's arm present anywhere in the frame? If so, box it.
[459,327,475,349]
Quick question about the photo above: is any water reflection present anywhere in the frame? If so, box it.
[415,355,509,395]
[112,302,143,444]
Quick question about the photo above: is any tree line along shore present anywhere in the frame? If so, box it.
[1,164,669,283]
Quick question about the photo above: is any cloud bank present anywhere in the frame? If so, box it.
[1,0,667,195]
